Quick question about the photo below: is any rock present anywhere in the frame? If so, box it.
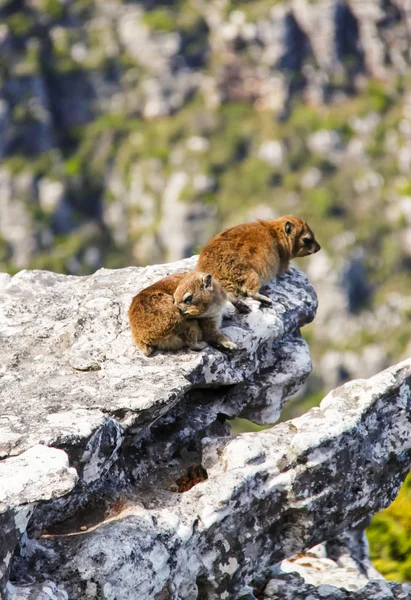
[5,349,410,597]
[301,167,323,189]
[307,129,342,159]
[263,571,411,599]
[0,446,77,598]
[258,140,285,168]
[37,179,65,214]
[0,257,317,596]
[0,168,37,269]
[319,346,387,391]
[0,258,410,597]
[292,0,338,72]
[0,99,8,161]
[273,528,383,591]
[0,445,77,512]
[2,0,411,279]
[0,256,316,459]
[347,0,388,79]
[8,581,69,600]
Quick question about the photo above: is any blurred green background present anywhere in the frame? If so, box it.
[0,0,410,583]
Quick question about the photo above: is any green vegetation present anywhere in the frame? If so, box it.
[6,12,34,36]
[143,8,176,32]
[367,473,411,582]
[226,0,281,20]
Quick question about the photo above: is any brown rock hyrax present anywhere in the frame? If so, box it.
[197,215,320,306]
[128,271,236,357]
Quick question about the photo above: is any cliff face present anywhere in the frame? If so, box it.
[1,0,411,397]
[0,259,410,599]
[1,0,411,269]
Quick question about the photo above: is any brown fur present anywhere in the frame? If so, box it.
[128,271,236,356]
[197,215,320,306]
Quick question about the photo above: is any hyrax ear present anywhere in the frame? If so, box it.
[203,273,213,290]
[285,221,293,235]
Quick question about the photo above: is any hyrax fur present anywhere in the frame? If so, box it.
[128,271,236,357]
[197,215,320,307]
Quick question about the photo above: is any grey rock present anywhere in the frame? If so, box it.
[158,173,216,262]
[2,0,411,276]
[307,129,342,160]
[0,168,37,269]
[0,446,77,598]
[263,572,411,599]
[292,0,338,72]
[0,445,77,512]
[8,580,69,600]
[347,0,387,79]
[0,99,8,161]
[8,358,411,598]
[271,528,383,592]
[1,258,410,598]
[0,257,316,460]
[0,257,316,596]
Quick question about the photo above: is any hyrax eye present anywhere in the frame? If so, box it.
[184,295,193,304]
[302,237,312,246]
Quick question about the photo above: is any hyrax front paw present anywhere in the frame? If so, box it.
[219,337,237,351]
[247,292,272,306]
[234,299,252,314]
[141,343,155,357]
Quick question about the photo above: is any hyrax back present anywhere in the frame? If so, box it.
[197,215,320,306]
[128,271,236,356]
[128,272,188,356]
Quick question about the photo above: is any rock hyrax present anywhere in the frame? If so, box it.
[197,215,320,306]
[128,271,236,357]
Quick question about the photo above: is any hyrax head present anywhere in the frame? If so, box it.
[280,215,321,258]
[173,272,223,318]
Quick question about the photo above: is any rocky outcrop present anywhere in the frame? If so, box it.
[0,258,410,598]
[0,256,316,596]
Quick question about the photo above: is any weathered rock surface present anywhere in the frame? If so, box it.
[0,445,77,599]
[273,529,384,592]
[0,256,316,460]
[0,257,316,596]
[0,258,410,599]
[0,445,77,512]
[8,358,411,598]
[262,571,411,600]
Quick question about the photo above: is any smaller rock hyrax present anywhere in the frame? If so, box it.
[197,215,320,306]
[128,271,236,357]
